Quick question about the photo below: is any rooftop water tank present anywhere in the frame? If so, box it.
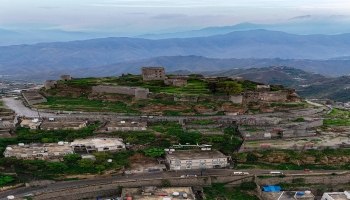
[6,147,12,150]
[173,192,179,197]
[7,196,15,200]
[107,159,112,163]
[297,192,304,196]
[305,191,311,194]
[18,143,24,146]
[58,141,64,145]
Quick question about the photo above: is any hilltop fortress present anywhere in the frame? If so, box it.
[43,67,300,106]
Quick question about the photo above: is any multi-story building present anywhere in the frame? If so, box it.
[142,67,165,81]
[70,138,125,153]
[165,149,230,170]
[3,142,73,160]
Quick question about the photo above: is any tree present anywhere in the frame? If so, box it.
[46,162,68,172]
[64,154,81,164]
[78,158,95,169]
[207,82,218,94]
[144,148,166,158]
[217,82,242,95]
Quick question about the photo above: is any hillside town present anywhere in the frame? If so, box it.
[0,67,349,200]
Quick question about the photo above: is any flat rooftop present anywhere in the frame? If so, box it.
[122,187,195,200]
[40,121,86,129]
[166,149,227,160]
[70,138,124,148]
[279,191,314,200]
[107,121,147,127]
[4,143,73,157]
[328,193,349,200]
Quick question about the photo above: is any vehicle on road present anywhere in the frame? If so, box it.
[180,175,197,178]
[232,172,249,175]
[269,171,283,175]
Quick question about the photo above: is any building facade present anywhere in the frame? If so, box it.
[70,138,125,153]
[142,67,165,81]
[165,149,230,170]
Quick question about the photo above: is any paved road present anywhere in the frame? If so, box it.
[0,169,346,199]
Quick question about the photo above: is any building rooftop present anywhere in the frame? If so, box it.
[4,142,73,158]
[70,138,124,148]
[121,187,195,200]
[107,121,147,128]
[165,149,227,160]
[278,191,315,200]
[40,121,87,129]
[327,192,350,200]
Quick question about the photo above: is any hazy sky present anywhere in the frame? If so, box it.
[1,0,350,34]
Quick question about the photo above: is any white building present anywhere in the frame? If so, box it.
[321,191,350,200]
[165,149,230,170]
[105,121,147,132]
[70,138,125,153]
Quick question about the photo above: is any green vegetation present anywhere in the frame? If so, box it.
[0,174,16,186]
[143,148,165,158]
[324,119,350,126]
[327,108,350,118]
[189,120,215,125]
[0,151,134,180]
[0,100,3,107]
[204,183,259,200]
[292,117,305,122]
[38,96,140,113]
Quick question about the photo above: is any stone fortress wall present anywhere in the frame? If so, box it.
[91,85,149,99]
[60,75,72,81]
[44,80,58,89]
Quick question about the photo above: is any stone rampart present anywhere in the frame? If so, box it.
[174,96,199,102]
[92,86,149,99]
[60,75,72,81]
[44,80,58,89]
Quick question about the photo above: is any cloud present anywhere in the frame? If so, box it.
[153,14,187,20]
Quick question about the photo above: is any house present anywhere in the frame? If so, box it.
[20,119,41,129]
[40,121,87,130]
[3,142,73,160]
[70,138,125,153]
[121,186,195,200]
[262,190,315,200]
[321,191,350,200]
[105,121,147,131]
[165,149,230,170]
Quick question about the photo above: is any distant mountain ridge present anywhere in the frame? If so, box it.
[2,29,350,78]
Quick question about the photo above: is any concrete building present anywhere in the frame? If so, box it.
[40,121,87,130]
[165,149,230,170]
[121,186,195,200]
[262,191,315,200]
[105,121,147,131]
[142,67,165,81]
[70,138,125,153]
[20,119,41,129]
[3,142,73,160]
[321,191,350,200]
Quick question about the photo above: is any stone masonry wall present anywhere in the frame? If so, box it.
[44,80,58,89]
[92,86,149,99]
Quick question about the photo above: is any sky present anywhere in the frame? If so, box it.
[1,0,350,35]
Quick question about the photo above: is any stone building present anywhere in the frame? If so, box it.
[70,138,125,153]
[165,149,230,170]
[60,75,72,81]
[3,142,73,160]
[142,67,165,81]
[164,76,189,86]
[20,119,41,129]
[105,121,147,131]
[256,85,271,92]
[44,80,57,89]
[40,121,87,130]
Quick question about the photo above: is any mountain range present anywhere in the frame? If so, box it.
[2,29,350,80]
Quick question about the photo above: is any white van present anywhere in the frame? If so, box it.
[243,172,249,175]
[233,172,243,175]
[269,171,283,175]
